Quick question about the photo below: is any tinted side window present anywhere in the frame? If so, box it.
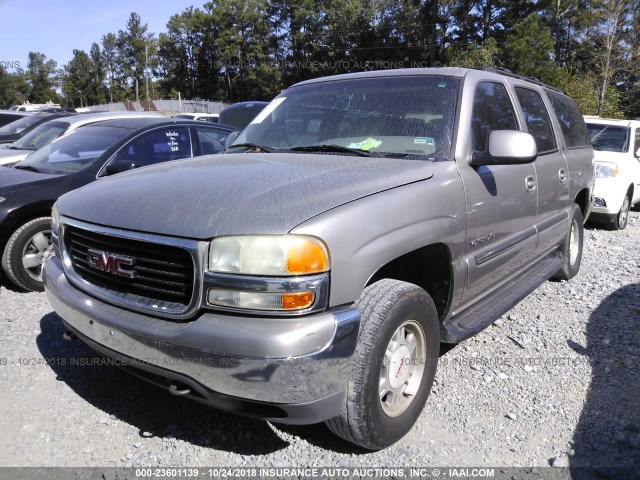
[515,87,557,154]
[545,90,591,148]
[634,129,640,158]
[114,127,191,167]
[472,82,518,152]
[196,127,230,155]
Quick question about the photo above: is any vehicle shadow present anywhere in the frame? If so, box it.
[36,312,288,455]
[276,342,461,453]
[567,283,640,479]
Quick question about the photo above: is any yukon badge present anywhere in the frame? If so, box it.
[86,248,136,278]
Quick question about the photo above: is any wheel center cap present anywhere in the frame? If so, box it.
[389,345,412,389]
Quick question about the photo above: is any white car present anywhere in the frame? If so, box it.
[0,111,165,166]
[173,113,219,123]
[584,117,640,229]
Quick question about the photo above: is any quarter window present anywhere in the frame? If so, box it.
[471,82,518,153]
[545,90,591,148]
[515,87,557,154]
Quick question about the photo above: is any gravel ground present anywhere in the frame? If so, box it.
[0,212,638,476]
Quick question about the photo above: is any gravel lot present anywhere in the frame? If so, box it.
[0,212,638,476]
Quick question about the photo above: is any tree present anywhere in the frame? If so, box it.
[0,66,29,108]
[448,37,501,67]
[26,52,59,103]
[116,12,157,100]
[504,13,564,87]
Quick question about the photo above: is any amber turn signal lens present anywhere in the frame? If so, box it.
[282,292,315,310]
[286,240,328,274]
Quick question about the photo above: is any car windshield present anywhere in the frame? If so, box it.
[0,115,43,135]
[232,75,460,160]
[10,121,70,150]
[587,123,630,152]
[16,125,131,174]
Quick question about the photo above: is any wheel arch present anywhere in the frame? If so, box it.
[365,243,454,323]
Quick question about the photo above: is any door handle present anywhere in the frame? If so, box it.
[558,168,568,182]
[525,175,537,192]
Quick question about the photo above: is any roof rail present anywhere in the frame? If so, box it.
[473,67,564,94]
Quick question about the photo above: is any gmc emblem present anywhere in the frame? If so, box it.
[86,248,136,278]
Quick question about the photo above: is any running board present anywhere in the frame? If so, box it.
[442,253,563,343]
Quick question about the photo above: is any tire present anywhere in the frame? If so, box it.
[610,193,631,230]
[552,204,583,281]
[325,279,440,449]
[1,217,54,292]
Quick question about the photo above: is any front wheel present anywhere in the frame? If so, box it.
[1,217,54,292]
[325,279,440,449]
[611,193,631,230]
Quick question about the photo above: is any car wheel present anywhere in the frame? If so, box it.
[552,204,583,281]
[1,217,54,292]
[325,279,440,449]
[611,193,631,230]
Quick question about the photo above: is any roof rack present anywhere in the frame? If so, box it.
[473,67,564,94]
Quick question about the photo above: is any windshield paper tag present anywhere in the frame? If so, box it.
[414,137,435,145]
[347,137,382,151]
[250,97,286,125]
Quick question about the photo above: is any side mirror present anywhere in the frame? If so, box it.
[224,131,240,149]
[104,160,138,176]
[470,130,537,166]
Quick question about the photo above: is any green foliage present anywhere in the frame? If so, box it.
[504,14,565,87]
[8,1,640,118]
[448,38,501,68]
[26,52,59,103]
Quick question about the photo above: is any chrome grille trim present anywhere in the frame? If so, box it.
[59,216,205,320]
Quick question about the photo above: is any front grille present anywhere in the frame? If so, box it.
[65,226,195,306]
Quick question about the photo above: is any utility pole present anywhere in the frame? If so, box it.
[145,44,150,104]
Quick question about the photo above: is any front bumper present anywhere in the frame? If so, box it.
[44,257,360,424]
[591,177,628,216]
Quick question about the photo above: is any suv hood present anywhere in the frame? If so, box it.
[0,166,63,194]
[57,153,434,238]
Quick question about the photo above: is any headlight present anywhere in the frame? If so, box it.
[51,204,60,234]
[209,235,329,275]
[596,162,619,178]
[0,196,5,203]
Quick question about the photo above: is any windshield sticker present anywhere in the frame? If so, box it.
[250,97,286,125]
[414,137,435,145]
[347,137,382,151]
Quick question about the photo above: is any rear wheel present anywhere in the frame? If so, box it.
[325,279,440,449]
[553,204,583,281]
[1,217,54,292]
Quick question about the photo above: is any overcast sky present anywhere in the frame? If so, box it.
[0,0,201,70]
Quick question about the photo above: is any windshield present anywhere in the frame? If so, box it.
[11,121,70,150]
[232,75,459,159]
[586,123,630,152]
[16,125,131,174]
[0,115,44,135]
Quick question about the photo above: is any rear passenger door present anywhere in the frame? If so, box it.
[103,126,192,172]
[458,81,538,303]
[514,86,569,254]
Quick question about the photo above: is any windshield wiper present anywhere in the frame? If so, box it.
[289,145,379,157]
[228,143,278,153]
[13,165,41,173]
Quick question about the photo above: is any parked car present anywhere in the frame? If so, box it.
[0,118,239,291]
[44,68,593,449]
[8,102,61,112]
[0,112,74,145]
[584,117,640,229]
[0,111,164,166]
[218,101,268,129]
[174,113,219,123]
[0,110,32,128]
